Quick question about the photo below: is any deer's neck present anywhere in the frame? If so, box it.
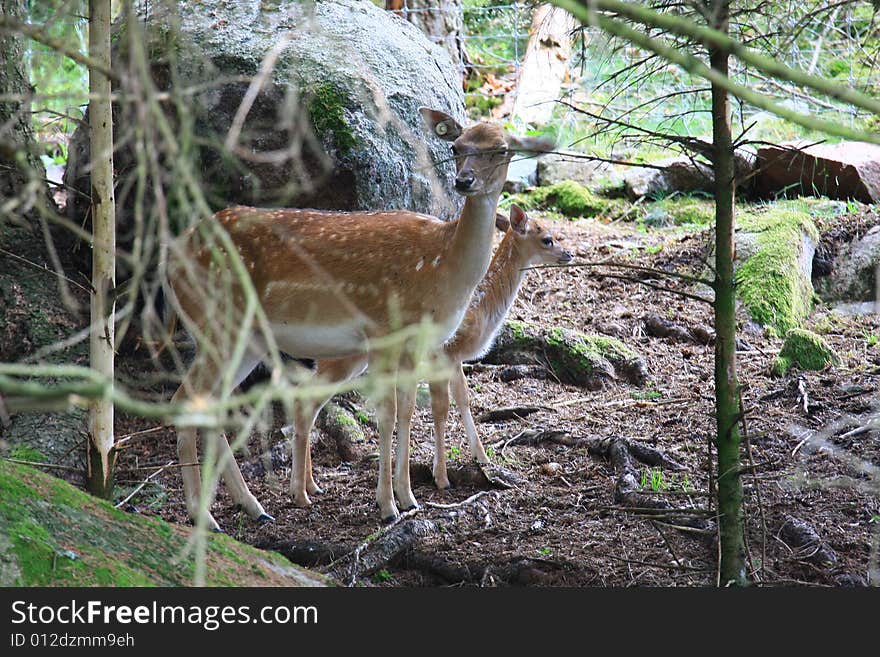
[474,236,528,331]
[445,193,499,292]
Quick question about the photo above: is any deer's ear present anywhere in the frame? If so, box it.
[419,107,463,141]
[509,204,529,234]
[495,212,510,232]
[506,134,555,157]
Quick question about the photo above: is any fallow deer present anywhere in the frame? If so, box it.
[429,204,572,488]
[166,107,553,528]
[312,204,572,490]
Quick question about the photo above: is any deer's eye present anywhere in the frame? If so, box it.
[541,236,553,246]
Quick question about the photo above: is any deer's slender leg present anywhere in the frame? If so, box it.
[370,352,400,521]
[450,363,489,465]
[217,351,271,521]
[289,355,368,506]
[429,377,452,489]
[393,378,418,510]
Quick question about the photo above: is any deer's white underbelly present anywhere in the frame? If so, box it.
[269,320,369,359]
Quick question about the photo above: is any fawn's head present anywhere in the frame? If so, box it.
[497,204,573,265]
[420,107,555,197]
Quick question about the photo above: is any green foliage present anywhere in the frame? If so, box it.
[506,181,616,218]
[771,328,840,376]
[640,467,667,492]
[27,1,89,159]
[372,568,393,583]
[7,445,47,463]
[463,0,531,73]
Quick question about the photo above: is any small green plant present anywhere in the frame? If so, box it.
[632,389,663,401]
[372,569,393,583]
[865,333,879,347]
[537,547,553,557]
[680,473,692,493]
[448,445,462,461]
[486,446,496,460]
[640,467,668,492]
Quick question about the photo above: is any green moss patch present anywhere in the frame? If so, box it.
[487,320,648,389]
[0,461,328,587]
[771,328,839,376]
[507,181,618,218]
[306,83,357,156]
[643,196,716,227]
[734,201,819,336]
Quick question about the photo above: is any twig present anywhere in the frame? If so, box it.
[114,425,166,448]
[114,460,174,508]
[739,389,767,584]
[2,458,81,472]
[0,247,94,294]
[425,490,496,510]
[606,554,708,573]
[524,259,711,286]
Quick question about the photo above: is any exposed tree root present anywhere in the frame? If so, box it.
[778,515,838,566]
[323,517,436,585]
[394,551,575,586]
[409,462,523,489]
[643,312,714,345]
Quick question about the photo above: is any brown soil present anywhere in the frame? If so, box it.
[113,210,880,587]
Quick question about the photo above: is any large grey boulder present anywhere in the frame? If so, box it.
[815,224,880,304]
[536,151,623,190]
[624,157,714,200]
[64,0,466,258]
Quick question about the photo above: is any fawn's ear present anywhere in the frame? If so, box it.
[505,134,555,157]
[495,212,510,232]
[419,107,463,141]
[509,204,529,234]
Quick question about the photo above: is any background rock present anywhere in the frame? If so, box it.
[64,0,466,273]
[624,157,714,200]
[814,224,880,304]
[536,151,623,190]
[756,140,880,202]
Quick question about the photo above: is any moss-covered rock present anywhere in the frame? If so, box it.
[643,196,716,227]
[306,83,357,156]
[485,320,648,389]
[0,460,329,586]
[507,181,617,218]
[771,328,840,376]
[733,201,819,336]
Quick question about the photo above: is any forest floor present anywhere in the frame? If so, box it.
[114,207,880,587]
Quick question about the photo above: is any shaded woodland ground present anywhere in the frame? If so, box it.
[111,204,880,587]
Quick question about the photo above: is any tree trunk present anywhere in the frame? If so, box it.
[511,4,575,127]
[386,0,465,67]
[86,0,116,499]
[709,0,747,587]
[0,0,46,208]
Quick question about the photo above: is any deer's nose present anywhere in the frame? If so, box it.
[559,250,574,264]
[455,171,476,192]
